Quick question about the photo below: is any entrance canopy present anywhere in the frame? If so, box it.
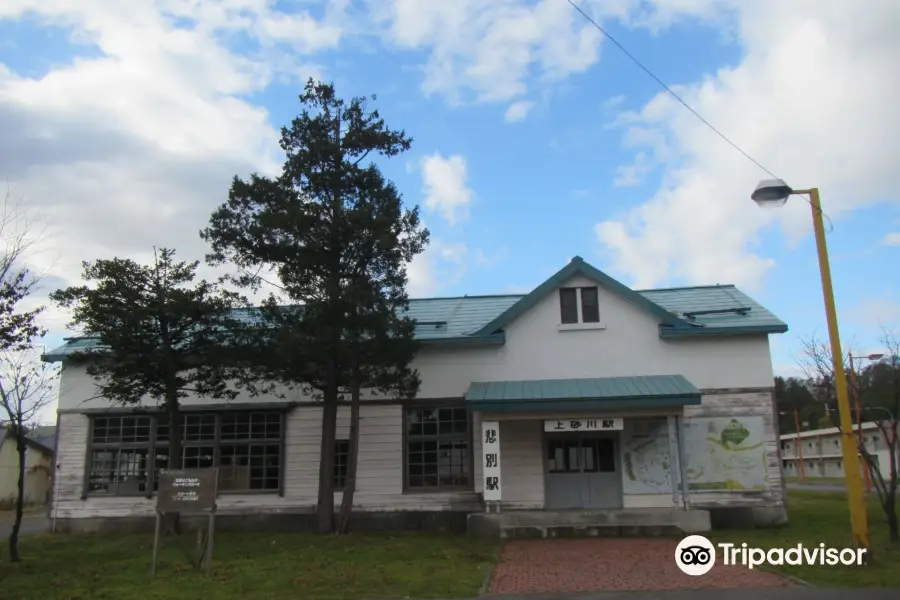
[465,374,701,412]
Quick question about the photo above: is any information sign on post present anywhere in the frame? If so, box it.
[152,468,218,578]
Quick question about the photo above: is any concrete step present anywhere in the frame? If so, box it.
[467,508,710,538]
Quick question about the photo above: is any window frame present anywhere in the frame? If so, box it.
[402,404,473,493]
[334,439,350,491]
[558,286,601,325]
[580,286,600,323]
[559,287,579,324]
[82,410,287,499]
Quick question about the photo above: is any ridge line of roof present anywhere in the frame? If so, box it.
[635,284,738,292]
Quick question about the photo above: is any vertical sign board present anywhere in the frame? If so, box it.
[152,468,218,577]
[482,421,501,503]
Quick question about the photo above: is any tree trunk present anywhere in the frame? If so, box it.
[163,395,183,535]
[887,492,899,543]
[316,382,339,534]
[7,429,26,562]
[337,376,360,534]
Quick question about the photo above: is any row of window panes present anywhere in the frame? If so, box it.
[406,407,468,437]
[87,407,472,495]
[90,413,282,445]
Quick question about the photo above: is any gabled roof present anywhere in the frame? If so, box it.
[472,256,693,335]
[0,427,55,455]
[42,257,787,362]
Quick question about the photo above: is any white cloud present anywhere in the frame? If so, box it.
[504,100,534,122]
[419,153,474,225]
[406,237,468,297]
[602,94,626,111]
[882,232,900,246]
[846,294,900,329]
[596,0,900,289]
[371,0,637,104]
[0,0,345,337]
[613,151,651,187]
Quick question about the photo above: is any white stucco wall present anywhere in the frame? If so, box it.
[57,274,775,410]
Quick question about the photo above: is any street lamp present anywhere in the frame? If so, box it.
[849,353,885,493]
[751,180,869,549]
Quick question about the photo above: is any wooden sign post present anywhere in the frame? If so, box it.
[151,468,218,578]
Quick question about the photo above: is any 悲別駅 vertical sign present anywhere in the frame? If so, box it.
[482,420,501,502]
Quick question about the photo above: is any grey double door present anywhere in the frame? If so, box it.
[544,434,622,509]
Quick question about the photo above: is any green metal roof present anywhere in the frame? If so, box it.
[639,284,788,337]
[42,258,787,363]
[465,374,702,412]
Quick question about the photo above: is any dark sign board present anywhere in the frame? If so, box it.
[156,468,217,514]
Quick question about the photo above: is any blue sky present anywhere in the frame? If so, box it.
[2,0,900,383]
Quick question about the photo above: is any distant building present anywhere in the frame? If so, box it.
[780,422,896,479]
[0,426,56,509]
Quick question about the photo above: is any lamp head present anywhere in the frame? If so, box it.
[868,353,885,361]
[751,179,792,208]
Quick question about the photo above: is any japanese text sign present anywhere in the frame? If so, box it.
[156,468,218,514]
[481,420,501,501]
[543,418,623,432]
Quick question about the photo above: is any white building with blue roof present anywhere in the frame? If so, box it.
[43,256,789,535]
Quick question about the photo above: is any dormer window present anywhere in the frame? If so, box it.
[559,286,600,325]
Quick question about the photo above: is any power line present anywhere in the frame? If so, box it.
[565,0,834,230]
[565,0,779,180]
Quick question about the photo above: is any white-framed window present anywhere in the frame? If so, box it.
[559,286,601,325]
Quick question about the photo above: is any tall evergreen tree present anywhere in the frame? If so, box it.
[50,248,251,530]
[202,80,427,533]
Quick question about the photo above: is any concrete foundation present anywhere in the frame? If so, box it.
[467,508,712,539]
[52,510,470,535]
[708,505,789,529]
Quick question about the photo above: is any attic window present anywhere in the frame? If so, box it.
[559,287,600,325]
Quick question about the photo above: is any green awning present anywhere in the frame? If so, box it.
[465,374,701,412]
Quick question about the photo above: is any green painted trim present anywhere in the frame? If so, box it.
[472,256,692,336]
[659,324,789,338]
[418,333,506,347]
[466,396,701,413]
[41,332,507,363]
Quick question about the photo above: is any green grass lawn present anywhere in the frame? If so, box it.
[0,530,498,600]
[709,490,900,587]
[2,491,899,597]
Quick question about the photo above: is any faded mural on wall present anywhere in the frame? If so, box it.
[620,416,769,494]
[621,418,671,494]
[683,416,768,491]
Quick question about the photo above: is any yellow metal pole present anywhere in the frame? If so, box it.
[807,187,869,549]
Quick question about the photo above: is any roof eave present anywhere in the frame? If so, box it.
[466,396,701,413]
[419,333,506,347]
[659,324,789,338]
[43,333,508,362]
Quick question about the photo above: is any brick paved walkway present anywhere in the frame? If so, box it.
[487,539,797,594]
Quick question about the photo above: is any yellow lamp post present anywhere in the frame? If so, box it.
[751,180,870,549]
